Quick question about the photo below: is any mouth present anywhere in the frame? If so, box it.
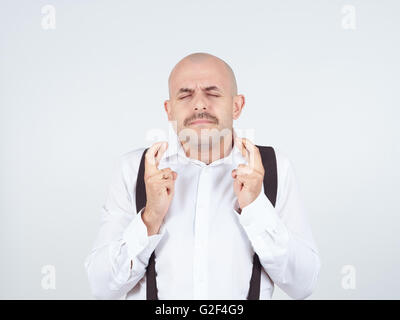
[189,119,215,125]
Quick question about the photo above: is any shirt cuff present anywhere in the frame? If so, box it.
[122,208,166,268]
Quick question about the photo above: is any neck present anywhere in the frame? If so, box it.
[181,132,234,165]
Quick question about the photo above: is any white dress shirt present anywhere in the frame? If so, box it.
[84,126,321,300]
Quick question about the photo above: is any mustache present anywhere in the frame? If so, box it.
[184,112,218,126]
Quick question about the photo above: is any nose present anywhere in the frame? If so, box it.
[193,94,207,111]
[194,105,207,111]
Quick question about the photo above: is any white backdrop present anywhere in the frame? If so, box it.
[1,0,399,299]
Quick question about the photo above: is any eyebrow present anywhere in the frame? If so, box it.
[176,86,222,96]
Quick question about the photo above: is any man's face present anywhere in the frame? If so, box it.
[164,57,243,147]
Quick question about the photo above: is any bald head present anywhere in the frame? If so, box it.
[168,52,238,98]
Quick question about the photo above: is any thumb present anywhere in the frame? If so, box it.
[233,178,243,195]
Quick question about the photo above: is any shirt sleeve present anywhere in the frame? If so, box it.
[234,151,321,299]
[84,151,166,300]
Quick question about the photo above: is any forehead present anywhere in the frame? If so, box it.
[169,60,232,94]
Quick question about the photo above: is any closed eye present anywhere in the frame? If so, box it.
[178,93,219,99]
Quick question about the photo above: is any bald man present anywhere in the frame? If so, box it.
[85,53,321,300]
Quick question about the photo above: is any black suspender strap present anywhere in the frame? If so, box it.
[136,148,159,300]
[247,145,278,300]
[135,145,278,300]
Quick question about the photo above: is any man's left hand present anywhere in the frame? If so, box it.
[231,137,265,213]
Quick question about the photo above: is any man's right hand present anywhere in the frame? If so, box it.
[142,141,177,235]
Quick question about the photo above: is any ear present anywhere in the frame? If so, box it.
[232,94,245,120]
[164,100,172,121]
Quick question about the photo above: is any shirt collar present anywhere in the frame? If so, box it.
[159,121,246,167]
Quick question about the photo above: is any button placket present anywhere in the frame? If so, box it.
[193,166,210,299]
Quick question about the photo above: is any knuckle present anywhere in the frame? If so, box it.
[236,172,245,178]
[145,177,154,186]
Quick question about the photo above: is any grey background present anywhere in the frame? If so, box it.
[1,0,399,299]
